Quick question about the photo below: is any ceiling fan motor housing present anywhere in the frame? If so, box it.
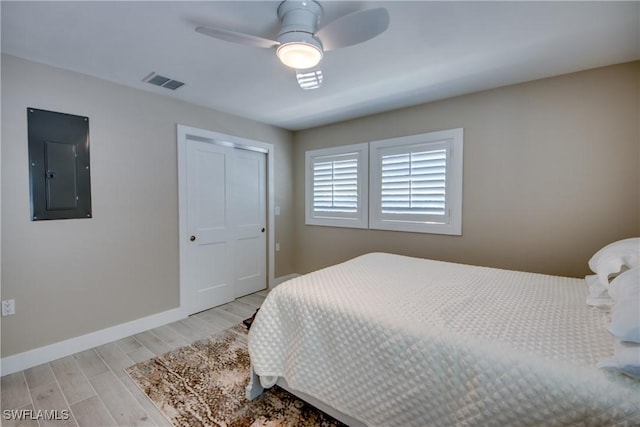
[276,0,324,69]
[277,0,323,38]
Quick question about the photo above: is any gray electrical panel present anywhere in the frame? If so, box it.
[28,108,92,220]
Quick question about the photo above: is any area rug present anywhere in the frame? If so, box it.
[125,324,345,427]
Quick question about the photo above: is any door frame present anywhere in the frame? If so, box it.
[177,125,274,317]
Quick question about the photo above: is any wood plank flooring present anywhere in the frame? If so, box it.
[0,291,267,427]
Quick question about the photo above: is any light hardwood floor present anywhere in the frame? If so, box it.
[0,291,267,427]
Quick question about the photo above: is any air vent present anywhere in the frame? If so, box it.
[142,72,185,90]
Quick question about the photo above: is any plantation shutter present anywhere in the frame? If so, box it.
[312,153,359,217]
[380,148,447,217]
[372,139,451,226]
[305,143,368,229]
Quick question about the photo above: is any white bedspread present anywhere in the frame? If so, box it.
[248,253,640,426]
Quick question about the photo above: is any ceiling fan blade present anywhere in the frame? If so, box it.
[315,8,389,51]
[296,68,323,90]
[195,26,279,49]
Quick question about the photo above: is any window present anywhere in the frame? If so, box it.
[379,147,448,218]
[305,143,368,228]
[370,129,463,235]
[304,129,463,235]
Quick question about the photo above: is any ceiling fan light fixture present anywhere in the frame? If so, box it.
[277,42,322,69]
[276,32,323,69]
[195,1,390,86]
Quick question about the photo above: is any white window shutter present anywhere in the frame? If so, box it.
[370,129,463,235]
[313,155,359,214]
[305,143,369,228]
[380,148,447,217]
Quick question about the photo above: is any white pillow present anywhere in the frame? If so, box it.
[598,339,640,380]
[585,274,614,310]
[588,238,640,287]
[608,267,640,343]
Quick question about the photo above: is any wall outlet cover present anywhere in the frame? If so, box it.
[2,299,15,316]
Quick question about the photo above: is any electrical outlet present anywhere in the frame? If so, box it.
[275,243,280,252]
[2,299,15,316]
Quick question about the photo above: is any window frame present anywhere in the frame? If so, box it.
[369,129,463,235]
[305,142,369,229]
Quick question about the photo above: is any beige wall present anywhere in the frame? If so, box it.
[293,62,640,278]
[2,55,638,358]
[1,54,295,357]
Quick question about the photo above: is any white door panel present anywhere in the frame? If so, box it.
[185,139,266,314]
[233,149,267,298]
[186,142,234,313]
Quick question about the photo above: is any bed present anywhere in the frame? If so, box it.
[247,252,640,426]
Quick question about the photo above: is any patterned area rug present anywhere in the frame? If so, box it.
[126,324,345,426]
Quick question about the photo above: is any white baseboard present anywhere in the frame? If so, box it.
[0,307,185,376]
[1,278,299,376]
[271,274,300,288]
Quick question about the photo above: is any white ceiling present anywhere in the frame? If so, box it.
[2,1,639,130]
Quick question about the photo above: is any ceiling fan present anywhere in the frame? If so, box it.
[195,0,389,90]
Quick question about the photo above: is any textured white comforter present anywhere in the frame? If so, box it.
[248,253,640,426]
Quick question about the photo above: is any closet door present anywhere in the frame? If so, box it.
[233,148,267,298]
[185,140,266,314]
